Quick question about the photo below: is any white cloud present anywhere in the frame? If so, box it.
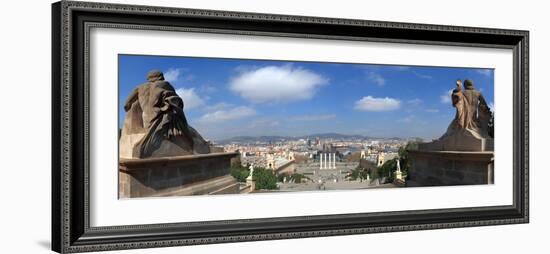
[367,72,386,86]
[175,88,205,110]
[290,114,336,121]
[197,106,256,124]
[165,68,205,110]
[354,96,401,111]
[229,65,328,103]
[164,68,194,83]
[163,68,181,83]
[440,89,453,104]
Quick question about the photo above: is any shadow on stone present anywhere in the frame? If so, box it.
[119,152,240,198]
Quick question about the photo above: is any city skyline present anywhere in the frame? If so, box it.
[119,55,495,141]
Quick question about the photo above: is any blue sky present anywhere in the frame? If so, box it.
[118,54,494,141]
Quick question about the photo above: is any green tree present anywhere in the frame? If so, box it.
[277,172,290,182]
[362,160,377,179]
[253,167,278,190]
[230,166,250,183]
[397,141,418,179]
[291,173,310,183]
[277,172,310,183]
[377,158,397,182]
[347,168,370,181]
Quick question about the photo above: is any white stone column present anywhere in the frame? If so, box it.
[329,153,332,169]
[333,153,336,168]
[319,153,323,169]
[324,153,327,170]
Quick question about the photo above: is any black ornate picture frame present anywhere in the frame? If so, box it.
[51,1,529,253]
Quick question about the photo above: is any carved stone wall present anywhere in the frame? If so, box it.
[407,150,494,186]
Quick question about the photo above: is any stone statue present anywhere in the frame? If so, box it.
[248,164,254,178]
[442,79,492,139]
[246,164,255,188]
[119,70,210,158]
[450,80,467,130]
[420,79,493,151]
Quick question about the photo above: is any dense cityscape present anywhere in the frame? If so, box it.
[213,134,423,192]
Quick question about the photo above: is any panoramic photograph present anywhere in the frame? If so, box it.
[117,55,495,198]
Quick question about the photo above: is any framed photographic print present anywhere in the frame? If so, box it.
[51,1,529,253]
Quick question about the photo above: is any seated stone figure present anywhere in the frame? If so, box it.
[119,70,210,158]
[420,79,493,151]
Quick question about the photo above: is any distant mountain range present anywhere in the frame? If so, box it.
[215,133,407,144]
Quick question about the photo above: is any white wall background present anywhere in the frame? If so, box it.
[0,0,547,253]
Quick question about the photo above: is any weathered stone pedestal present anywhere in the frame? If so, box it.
[245,176,256,191]
[418,129,493,152]
[407,150,494,187]
[393,170,405,186]
[119,152,239,198]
